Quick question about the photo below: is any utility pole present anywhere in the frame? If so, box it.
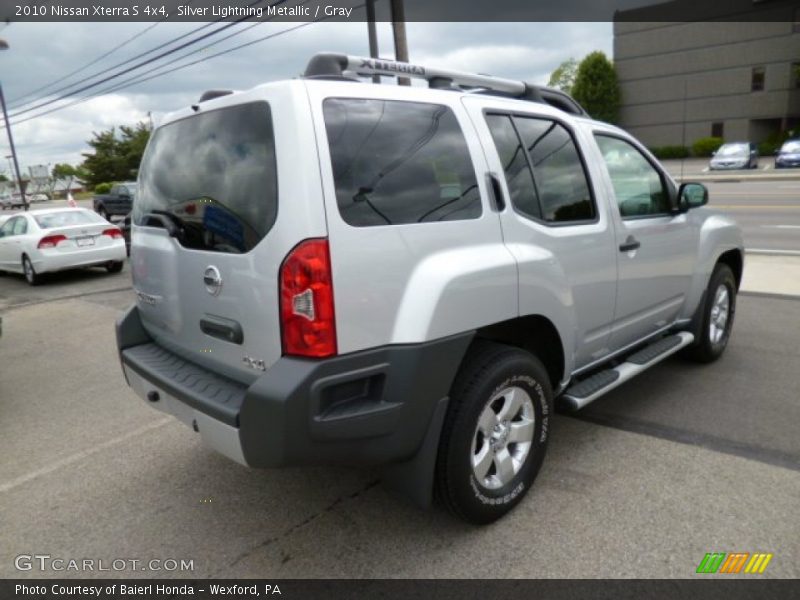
[390,0,410,86]
[0,39,27,211]
[0,83,27,211]
[365,0,380,83]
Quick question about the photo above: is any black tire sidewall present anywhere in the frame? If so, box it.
[440,350,552,523]
[698,265,736,359]
[23,256,37,285]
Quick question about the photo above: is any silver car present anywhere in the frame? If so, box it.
[709,141,759,170]
[116,53,743,524]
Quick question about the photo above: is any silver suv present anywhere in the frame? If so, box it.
[117,54,743,524]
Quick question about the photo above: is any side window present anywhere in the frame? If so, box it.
[595,135,671,218]
[323,98,481,226]
[13,217,28,235]
[109,186,118,196]
[514,117,595,222]
[0,218,16,237]
[485,114,540,219]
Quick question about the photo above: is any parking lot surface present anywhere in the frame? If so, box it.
[0,263,797,579]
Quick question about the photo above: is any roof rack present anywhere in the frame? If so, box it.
[303,53,587,116]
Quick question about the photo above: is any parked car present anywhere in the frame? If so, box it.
[0,207,126,285]
[774,139,800,169]
[29,193,49,203]
[93,182,136,219]
[0,193,26,210]
[709,142,759,170]
[116,53,743,524]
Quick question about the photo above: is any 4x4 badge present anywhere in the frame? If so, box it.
[203,266,223,296]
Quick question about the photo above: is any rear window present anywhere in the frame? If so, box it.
[35,210,106,229]
[323,98,481,226]
[134,101,277,254]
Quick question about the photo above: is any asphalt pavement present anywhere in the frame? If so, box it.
[0,259,798,579]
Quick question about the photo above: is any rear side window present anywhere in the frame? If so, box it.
[486,113,595,224]
[134,101,277,254]
[323,98,481,226]
[485,115,540,219]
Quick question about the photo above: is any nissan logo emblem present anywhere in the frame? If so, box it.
[203,266,223,296]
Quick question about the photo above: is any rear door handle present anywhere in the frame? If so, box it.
[619,236,641,252]
[486,173,506,212]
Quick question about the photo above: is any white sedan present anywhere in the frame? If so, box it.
[0,208,126,285]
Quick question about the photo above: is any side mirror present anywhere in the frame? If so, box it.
[678,182,708,211]
[711,151,716,156]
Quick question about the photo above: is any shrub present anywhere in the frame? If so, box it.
[649,146,690,159]
[692,137,724,157]
[94,182,113,194]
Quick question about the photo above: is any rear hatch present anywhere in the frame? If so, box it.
[131,86,326,384]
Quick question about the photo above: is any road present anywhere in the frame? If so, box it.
[0,264,798,579]
[706,180,800,253]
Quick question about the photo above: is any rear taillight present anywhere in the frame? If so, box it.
[280,238,337,358]
[37,235,67,249]
[102,228,123,239]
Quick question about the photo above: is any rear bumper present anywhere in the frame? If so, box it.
[35,243,126,272]
[116,305,473,468]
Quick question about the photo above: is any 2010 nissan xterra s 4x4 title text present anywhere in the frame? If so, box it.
[116,53,743,524]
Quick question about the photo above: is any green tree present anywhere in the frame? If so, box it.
[571,51,620,124]
[547,58,578,93]
[51,163,87,197]
[81,122,150,188]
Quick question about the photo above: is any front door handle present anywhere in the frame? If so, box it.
[619,236,641,252]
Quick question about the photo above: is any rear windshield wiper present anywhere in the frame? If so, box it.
[143,210,186,239]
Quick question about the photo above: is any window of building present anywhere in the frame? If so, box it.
[323,98,481,227]
[711,122,724,138]
[794,8,800,33]
[594,135,670,219]
[751,66,765,91]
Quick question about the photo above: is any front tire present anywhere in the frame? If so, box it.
[435,341,552,524]
[684,263,736,363]
[22,255,40,286]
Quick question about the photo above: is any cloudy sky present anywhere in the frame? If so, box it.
[0,20,612,174]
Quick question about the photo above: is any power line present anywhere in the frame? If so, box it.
[9,21,163,105]
[7,0,281,114]
[3,1,368,130]
[4,2,366,129]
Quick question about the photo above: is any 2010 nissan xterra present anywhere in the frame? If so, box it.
[116,53,743,524]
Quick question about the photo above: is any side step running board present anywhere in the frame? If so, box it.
[562,332,695,411]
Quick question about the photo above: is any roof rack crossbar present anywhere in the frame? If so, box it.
[303,53,586,116]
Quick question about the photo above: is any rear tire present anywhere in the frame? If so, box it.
[22,255,40,286]
[435,341,552,525]
[684,263,736,363]
[106,261,124,273]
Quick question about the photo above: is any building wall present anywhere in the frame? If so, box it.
[614,18,800,148]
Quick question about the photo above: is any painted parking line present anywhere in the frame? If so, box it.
[712,205,800,210]
[760,225,800,229]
